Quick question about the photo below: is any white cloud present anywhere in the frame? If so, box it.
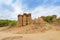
[31,6,60,19]
[0,0,24,20]
[0,0,60,20]
[0,0,12,5]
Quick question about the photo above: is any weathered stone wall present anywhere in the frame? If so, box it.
[18,13,32,27]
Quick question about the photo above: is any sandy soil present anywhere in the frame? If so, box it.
[0,30,60,40]
[0,23,60,40]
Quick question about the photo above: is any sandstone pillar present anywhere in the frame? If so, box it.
[23,13,27,26]
[27,13,32,25]
[18,14,23,27]
[18,13,32,27]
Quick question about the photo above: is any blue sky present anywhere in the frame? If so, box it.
[0,0,60,20]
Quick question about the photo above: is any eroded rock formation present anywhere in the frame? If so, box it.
[18,13,32,27]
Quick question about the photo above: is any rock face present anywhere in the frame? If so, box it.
[18,13,32,27]
[52,15,57,22]
[18,13,57,27]
[18,14,23,27]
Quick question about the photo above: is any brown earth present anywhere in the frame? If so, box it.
[0,30,60,40]
[0,20,60,40]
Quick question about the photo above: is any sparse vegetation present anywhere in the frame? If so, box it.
[43,15,60,26]
[44,16,53,22]
[0,19,17,27]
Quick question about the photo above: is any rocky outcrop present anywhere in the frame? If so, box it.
[18,13,32,27]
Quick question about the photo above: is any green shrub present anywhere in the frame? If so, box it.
[44,16,53,22]
[9,20,17,26]
[0,19,17,27]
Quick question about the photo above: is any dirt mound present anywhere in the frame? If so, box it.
[16,18,60,34]
[1,18,60,34]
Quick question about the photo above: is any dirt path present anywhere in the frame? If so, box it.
[0,30,60,40]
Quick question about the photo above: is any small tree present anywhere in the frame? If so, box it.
[44,16,53,22]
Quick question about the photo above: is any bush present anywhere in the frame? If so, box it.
[0,19,17,27]
[9,20,17,26]
[44,16,53,22]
